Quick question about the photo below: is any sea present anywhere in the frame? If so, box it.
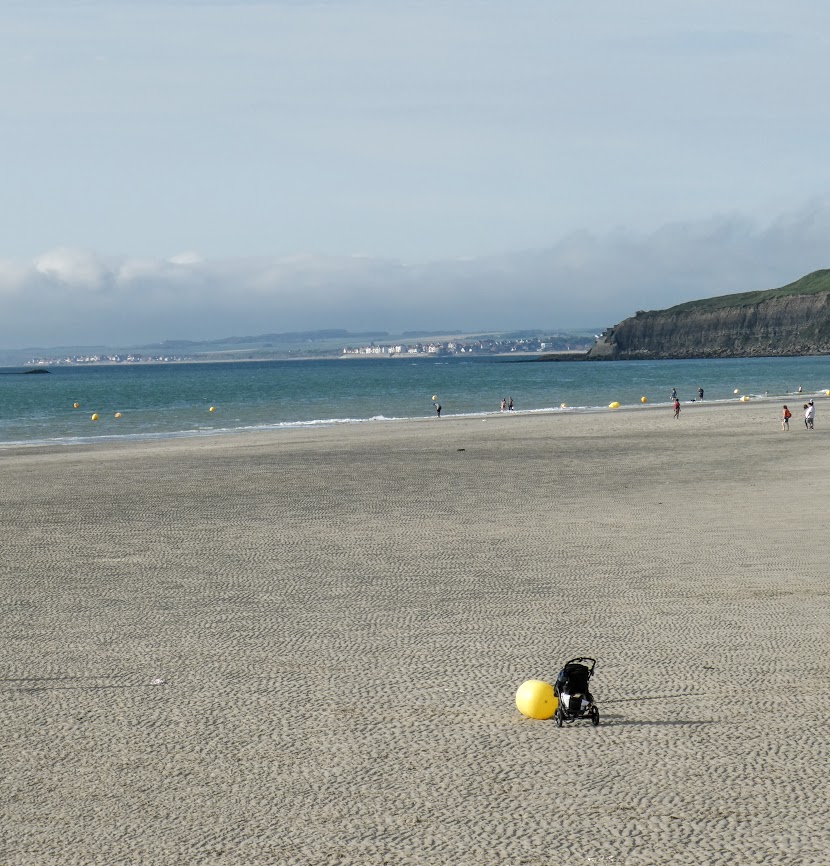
[2,355,829,448]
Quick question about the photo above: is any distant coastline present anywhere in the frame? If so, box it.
[13,350,566,370]
[17,333,593,368]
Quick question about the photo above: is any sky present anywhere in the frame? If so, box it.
[1,0,829,348]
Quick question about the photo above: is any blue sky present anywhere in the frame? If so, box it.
[1,0,829,347]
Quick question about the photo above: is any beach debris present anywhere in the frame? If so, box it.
[608,401,621,409]
[515,679,558,720]
[91,413,99,421]
[149,677,167,686]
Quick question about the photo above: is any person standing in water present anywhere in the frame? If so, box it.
[435,402,442,418]
[698,387,704,401]
[671,387,677,401]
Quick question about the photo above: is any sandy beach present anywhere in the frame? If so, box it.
[2,400,829,865]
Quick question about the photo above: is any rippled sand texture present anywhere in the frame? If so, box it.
[2,401,830,865]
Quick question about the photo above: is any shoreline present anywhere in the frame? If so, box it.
[1,392,825,453]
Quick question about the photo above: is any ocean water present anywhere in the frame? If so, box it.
[2,355,830,447]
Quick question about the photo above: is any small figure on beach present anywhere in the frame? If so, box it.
[698,387,704,401]
[508,397,514,411]
[435,402,442,418]
[673,399,681,419]
[671,387,677,401]
[501,398,507,412]
[797,384,803,394]
[805,401,815,429]
[782,405,791,430]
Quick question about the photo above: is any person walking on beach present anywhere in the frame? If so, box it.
[673,398,681,419]
[805,401,815,429]
[782,405,791,430]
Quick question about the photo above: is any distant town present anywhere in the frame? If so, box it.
[341,335,590,356]
[22,332,593,366]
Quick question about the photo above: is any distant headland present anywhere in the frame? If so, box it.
[540,269,830,361]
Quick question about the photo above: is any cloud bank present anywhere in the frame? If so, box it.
[1,199,828,350]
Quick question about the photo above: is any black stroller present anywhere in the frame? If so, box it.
[553,657,599,727]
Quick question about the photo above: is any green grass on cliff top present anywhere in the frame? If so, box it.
[661,269,830,314]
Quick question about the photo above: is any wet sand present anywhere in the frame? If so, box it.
[2,400,829,865]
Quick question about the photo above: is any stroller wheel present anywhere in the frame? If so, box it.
[555,708,563,728]
[590,707,600,727]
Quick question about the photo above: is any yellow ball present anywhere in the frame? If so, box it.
[609,401,620,409]
[560,402,568,409]
[740,395,750,402]
[515,679,558,720]
[641,396,648,403]
[734,389,740,394]
[114,412,122,419]
[209,406,216,412]
[73,402,80,409]
[432,395,437,401]
[825,390,830,396]
[91,413,99,421]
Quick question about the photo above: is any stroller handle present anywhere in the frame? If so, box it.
[563,657,596,674]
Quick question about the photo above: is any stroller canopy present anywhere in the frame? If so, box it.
[556,660,594,694]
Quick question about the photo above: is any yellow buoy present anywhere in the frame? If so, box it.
[114,412,122,419]
[560,402,568,409]
[73,402,80,409]
[91,413,99,421]
[432,395,437,401]
[515,679,558,720]
[825,390,830,396]
[209,406,216,412]
[740,395,750,402]
[734,389,740,394]
[609,401,621,409]
[641,396,648,403]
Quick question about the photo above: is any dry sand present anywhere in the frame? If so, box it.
[2,401,829,866]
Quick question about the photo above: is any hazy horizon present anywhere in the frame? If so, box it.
[11,323,596,356]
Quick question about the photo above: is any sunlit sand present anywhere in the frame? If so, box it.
[2,401,829,865]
